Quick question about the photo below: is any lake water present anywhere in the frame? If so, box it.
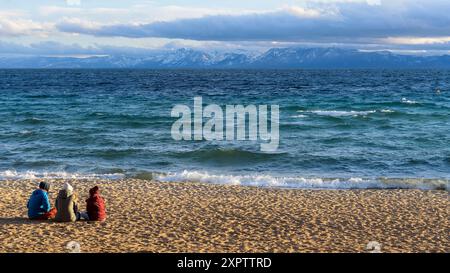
[0,69,448,190]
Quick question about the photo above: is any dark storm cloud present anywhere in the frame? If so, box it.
[56,1,450,42]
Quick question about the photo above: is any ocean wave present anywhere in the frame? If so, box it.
[1,169,447,190]
[19,130,35,136]
[25,94,51,99]
[174,148,286,164]
[82,112,171,128]
[401,98,418,104]
[445,156,450,164]
[155,170,449,190]
[290,114,307,118]
[296,110,390,117]
[20,117,48,125]
[92,148,140,159]
[0,170,125,180]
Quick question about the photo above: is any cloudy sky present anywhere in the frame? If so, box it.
[1,0,449,55]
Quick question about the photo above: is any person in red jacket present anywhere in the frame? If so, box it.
[84,186,106,221]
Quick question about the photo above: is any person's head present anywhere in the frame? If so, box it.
[62,182,73,196]
[89,186,99,196]
[38,181,50,192]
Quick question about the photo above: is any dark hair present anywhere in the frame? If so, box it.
[39,182,50,191]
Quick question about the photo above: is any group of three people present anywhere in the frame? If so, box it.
[27,181,106,222]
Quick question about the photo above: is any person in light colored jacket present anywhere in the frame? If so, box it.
[54,183,79,222]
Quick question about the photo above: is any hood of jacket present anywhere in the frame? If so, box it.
[89,186,99,197]
[58,189,73,199]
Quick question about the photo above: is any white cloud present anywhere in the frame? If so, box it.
[39,4,260,24]
[66,0,81,6]
[383,36,450,45]
[1,0,450,53]
[55,1,450,44]
[0,16,51,37]
[284,6,324,18]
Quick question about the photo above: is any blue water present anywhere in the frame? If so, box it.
[0,69,449,190]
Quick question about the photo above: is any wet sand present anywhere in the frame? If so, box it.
[0,179,448,253]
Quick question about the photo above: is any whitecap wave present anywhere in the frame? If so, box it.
[0,170,125,180]
[401,98,418,104]
[290,114,307,118]
[294,109,397,117]
[19,130,34,135]
[2,169,446,190]
[155,170,448,190]
[297,110,376,117]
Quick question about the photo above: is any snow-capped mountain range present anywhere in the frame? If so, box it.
[1,47,449,68]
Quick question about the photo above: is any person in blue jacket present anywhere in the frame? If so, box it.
[27,182,57,220]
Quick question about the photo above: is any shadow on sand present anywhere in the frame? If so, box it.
[0,217,49,225]
[0,217,104,226]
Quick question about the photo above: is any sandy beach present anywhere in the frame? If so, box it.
[0,179,448,253]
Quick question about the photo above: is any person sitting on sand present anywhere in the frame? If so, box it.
[27,182,57,220]
[84,186,106,221]
[54,183,80,222]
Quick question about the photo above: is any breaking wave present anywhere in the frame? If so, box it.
[154,170,449,190]
[1,169,447,190]
[0,170,125,180]
[296,109,394,117]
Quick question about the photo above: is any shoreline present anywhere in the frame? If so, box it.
[0,179,448,253]
[1,172,448,191]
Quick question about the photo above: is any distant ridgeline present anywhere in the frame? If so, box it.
[1,48,450,69]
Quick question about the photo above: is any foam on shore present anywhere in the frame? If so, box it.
[156,170,448,190]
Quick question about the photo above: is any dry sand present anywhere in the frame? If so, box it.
[0,179,448,253]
